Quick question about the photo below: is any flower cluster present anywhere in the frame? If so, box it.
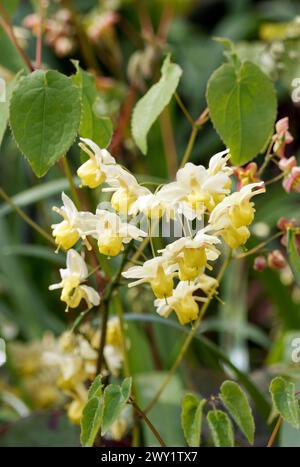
[43,318,124,424]
[49,137,265,327]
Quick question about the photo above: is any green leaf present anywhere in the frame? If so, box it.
[72,62,113,148]
[287,229,300,288]
[125,314,271,422]
[10,70,81,177]
[0,72,22,148]
[88,375,103,399]
[269,377,300,428]
[132,55,182,154]
[220,380,255,444]
[2,0,20,15]
[181,393,206,447]
[101,377,132,435]
[207,410,234,447]
[80,397,103,447]
[206,60,277,165]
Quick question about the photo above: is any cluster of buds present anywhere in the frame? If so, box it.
[253,216,300,272]
[23,8,77,58]
[269,117,300,194]
[49,138,265,327]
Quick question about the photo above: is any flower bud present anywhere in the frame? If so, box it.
[268,250,287,270]
[253,255,267,272]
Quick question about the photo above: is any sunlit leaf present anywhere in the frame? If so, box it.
[207,410,234,447]
[181,393,206,447]
[101,377,132,435]
[80,397,103,447]
[220,380,255,444]
[132,55,182,155]
[269,377,300,428]
[207,60,277,165]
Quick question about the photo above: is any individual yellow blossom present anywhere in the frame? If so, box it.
[154,280,207,325]
[49,249,100,310]
[103,165,149,214]
[77,137,116,188]
[208,182,265,249]
[90,209,147,257]
[51,193,81,250]
[159,230,221,281]
[156,149,232,220]
[122,256,177,298]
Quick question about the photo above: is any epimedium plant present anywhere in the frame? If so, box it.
[1,1,300,448]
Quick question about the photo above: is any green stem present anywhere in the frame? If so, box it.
[174,92,194,127]
[234,231,283,259]
[144,254,230,413]
[258,140,274,177]
[130,399,166,447]
[0,187,56,246]
[179,125,199,169]
[62,156,81,210]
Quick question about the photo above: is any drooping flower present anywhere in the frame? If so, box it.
[159,230,221,281]
[51,193,81,250]
[103,165,149,214]
[90,209,147,256]
[208,182,265,249]
[122,256,177,298]
[157,149,232,220]
[272,117,294,158]
[77,138,116,189]
[154,279,212,325]
[49,249,100,310]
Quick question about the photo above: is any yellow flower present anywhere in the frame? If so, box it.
[77,137,116,189]
[159,230,221,281]
[154,281,207,325]
[122,257,176,298]
[209,182,265,249]
[92,209,147,257]
[52,193,80,250]
[49,249,100,310]
[67,397,86,425]
[103,166,149,215]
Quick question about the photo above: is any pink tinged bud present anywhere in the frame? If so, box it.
[267,250,287,270]
[272,117,294,158]
[282,167,300,193]
[277,217,297,232]
[275,117,289,134]
[253,256,267,272]
[279,156,297,172]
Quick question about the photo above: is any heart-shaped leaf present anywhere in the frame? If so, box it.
[207,60,277,165]
[10,70,81,177]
